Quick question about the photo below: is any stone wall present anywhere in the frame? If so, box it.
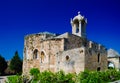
[39,38,64,72]
[55,47,85,74]
[85,48,107,71]
[64,33,87,50]
[23,33,65,75]
[23,34,43,75]
[24,34,42,60]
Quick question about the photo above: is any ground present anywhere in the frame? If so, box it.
[0,76,7,83]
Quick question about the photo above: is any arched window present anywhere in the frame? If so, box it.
[33,49,38,59]
[108,61,115,69]
[40,51,45,63]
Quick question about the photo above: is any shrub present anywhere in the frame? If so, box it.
[55,70,66,83]
[105,69,120,82]
[64,73,75,83]
[39,70,56,83]
[29,68,40,81]
[6,68,120,83]
[78,69,120,83]
[55,70,75,83]
[6,75,22,83]
[78,70,90,83]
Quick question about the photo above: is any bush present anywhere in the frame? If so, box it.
[6,75,22,83]
[39,70,56,83]
[105,69,120,81]
[29,68,40,81]
[6,68,120,83]
[55,70,66,83]
[64,73,76,83]
[38,70,75,83]
[78,69,120,83]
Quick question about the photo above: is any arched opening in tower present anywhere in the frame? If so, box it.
[74,19,79,33]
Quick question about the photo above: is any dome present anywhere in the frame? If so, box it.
[73,12,84,21]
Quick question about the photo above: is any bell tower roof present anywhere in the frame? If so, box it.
[73,12,84,21]
[71,12,87,38]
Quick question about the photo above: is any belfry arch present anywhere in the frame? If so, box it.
[71,12,87,38]
[73,19,79,33]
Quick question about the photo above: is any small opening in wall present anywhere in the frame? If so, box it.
[80,50,83,53]
[98,53,100,63]
[76,28,79,33]
[97,67,101,71]
[66,56,69,61]
[119,57,120,63]
[58,61,60,64]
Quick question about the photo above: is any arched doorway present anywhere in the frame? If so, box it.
[108,61,115,69]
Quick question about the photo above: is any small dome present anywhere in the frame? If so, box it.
[73,12,84,21]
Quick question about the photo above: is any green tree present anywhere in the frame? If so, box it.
[10,51,22,74]
[0,55,7,75]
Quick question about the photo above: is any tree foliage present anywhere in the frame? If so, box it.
[0,55,7,75]
[10,51,22,74]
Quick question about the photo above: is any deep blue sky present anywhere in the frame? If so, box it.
[0,0,120,60]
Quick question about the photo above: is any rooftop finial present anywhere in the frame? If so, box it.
[78,11,80,15]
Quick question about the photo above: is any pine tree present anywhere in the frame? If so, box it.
[0,55,7,75]
[10,51,22,74]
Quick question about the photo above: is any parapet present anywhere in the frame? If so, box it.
[88,41,106,51]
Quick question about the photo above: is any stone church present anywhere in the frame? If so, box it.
[23,12,107,75]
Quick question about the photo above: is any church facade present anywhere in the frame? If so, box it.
[23,12,107,75]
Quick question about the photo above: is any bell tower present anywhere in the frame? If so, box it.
[71,12,87,38]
